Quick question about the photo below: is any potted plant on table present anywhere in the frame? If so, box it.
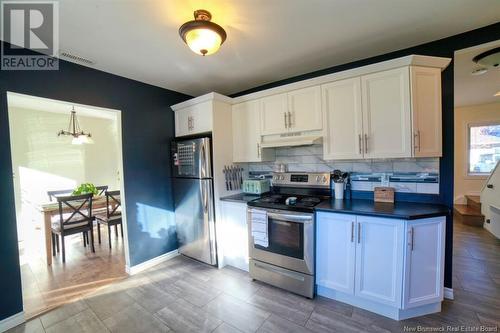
[72,183,99,197]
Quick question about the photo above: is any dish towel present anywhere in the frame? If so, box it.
[251,210,268,247]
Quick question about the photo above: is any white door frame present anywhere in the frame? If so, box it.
[6,91,131,268]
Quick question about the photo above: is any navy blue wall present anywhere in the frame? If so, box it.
[232,22,500,289]
[0,42,190,321]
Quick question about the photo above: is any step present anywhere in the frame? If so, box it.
[453,204,484,227]
[465,195,481,211]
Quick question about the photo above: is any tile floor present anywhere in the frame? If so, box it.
[8,221,499,333]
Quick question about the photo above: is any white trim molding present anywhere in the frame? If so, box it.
[125,249,179,275]
[444,287,454,300]
[0,312,25,333]
[171,92,232,111]
[170,55,452,110]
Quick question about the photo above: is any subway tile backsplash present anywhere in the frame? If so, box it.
[246,144,440,194]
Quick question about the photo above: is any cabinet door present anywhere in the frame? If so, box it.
[361,68,412,158]
[316,212,356,295]
[260,93,288,135]
[403,217,445,309]
[322,78,364,160]
[287,86,322,133]
[174,101,213,137]
[411,66,442,157]
[355,216,404,307]
[190,101,213,134]
[174,109,190,137]
[232,101,261,162]
[220,201,249,271]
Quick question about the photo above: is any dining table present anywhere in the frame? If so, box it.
[37,195,108,265]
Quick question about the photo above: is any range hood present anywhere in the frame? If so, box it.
[260,136,322,148]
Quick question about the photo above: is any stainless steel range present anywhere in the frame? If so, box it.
[247,172,330,298]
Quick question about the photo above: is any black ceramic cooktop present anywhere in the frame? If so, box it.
[248,193,326,213]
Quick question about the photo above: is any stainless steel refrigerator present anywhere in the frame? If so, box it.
[172,137,216,265]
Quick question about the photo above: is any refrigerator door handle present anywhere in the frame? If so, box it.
[201,180,208,214]
[202,179,216,265]
[200,142,207,178]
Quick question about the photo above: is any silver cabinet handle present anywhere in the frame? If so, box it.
[357,223,361,244]
[364,134,368,154]
[417,130,421,152]
[351,221,354,242]
[191,116,194,131]
[288,111,292,128]
[411,226,414,251]
[257,143,260,157]
[284,112,288,129]
[358,134,362,154]
[414,130,421,152]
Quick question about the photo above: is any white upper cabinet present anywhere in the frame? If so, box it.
[361,67,412,159]
[232,100,275,162]
[174,100,213,137]
[287,86,322,133]
[403,217,445,309]
[322,78,363,160]
[260,86,322,136]
[316,212,356,295]
[260,93,288,135]
[410,66,442,157]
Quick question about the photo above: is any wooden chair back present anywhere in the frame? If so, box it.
[105,190,121,218]
[96,185,109,196]
[47,189,73,202]
[56,193,93,231]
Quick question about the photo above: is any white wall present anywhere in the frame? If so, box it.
[8,106,121,234]
[454,102,500,203]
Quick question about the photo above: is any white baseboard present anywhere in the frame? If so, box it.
[0,312,25,333]
[125,249,179,275]
[444,287,454,300]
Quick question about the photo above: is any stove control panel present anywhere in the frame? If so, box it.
[272,172,330,188]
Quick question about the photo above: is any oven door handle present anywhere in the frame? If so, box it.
[266,212,313,224]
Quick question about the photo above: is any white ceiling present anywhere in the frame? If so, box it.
[26,1,500,96]
[454,41,500,107]
[7,92,118,120]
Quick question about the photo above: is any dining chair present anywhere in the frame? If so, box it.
[47,189,74,202]
[48,188,91,246]
[95,185,108,196]
[96,190,123,249]
[51,193,95,262]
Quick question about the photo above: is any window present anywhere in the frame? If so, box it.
[468,123,500,175]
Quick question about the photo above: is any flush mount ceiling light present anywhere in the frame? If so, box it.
[57,106,93,145]
[179,9,227,56]
[473,47,500,67]
[471,68,488,75]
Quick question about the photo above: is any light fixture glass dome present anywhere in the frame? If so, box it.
[179,10,227,56]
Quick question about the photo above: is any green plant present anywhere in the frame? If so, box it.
[72,183,98,196]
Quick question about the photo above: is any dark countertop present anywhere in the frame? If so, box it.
[315,199,450,220]
[220,193,261,203]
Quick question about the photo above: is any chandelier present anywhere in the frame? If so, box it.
[57,106,93,144]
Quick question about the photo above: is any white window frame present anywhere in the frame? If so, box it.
[466,121,500,178]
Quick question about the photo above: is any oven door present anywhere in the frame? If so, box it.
[247,208,314,275]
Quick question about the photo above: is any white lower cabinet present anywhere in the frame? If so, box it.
[219,201,249,271]
[316,213,356,294]
[316,212,445,320]
[403,217,445,309]
[355,216,404,307]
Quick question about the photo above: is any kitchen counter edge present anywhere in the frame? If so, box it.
[220,193,261,204]
[315,199,450,220]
